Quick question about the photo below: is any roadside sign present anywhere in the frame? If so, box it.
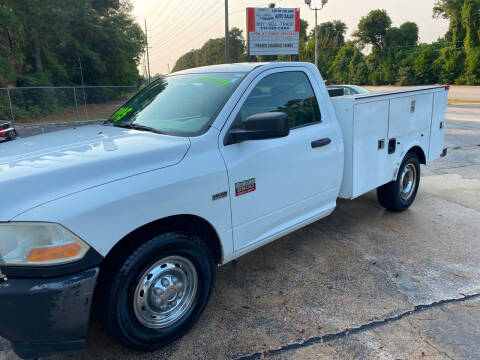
[246,7,300,56]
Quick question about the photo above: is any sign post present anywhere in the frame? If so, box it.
[246,7,300,57]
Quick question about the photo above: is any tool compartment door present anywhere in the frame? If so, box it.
[351,100,390,198]
[388,93,433,139]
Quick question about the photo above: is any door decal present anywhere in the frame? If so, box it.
[212,191,228,201]
[235,178,256,196]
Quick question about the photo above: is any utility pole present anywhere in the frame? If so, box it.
[142,49,147,79]
[225,0,230,63]
[304,0,328,69]
[145,19,152,84]
[314,9,318,68]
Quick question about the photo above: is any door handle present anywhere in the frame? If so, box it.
[311,138,331,148]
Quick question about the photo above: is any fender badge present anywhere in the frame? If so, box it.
[212,191,228,201]
[235,178,256,196]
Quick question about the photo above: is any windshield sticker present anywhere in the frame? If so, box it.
[196,76,230,87]
[111,107,133,120]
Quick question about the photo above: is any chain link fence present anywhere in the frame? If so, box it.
[0,85,137,127]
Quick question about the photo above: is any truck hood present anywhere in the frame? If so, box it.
[0,125,190,220]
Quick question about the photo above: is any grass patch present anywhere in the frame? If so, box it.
[14,99,127,126]
[448,99,480,104]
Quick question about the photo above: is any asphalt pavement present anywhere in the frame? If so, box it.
[1,103,479,360]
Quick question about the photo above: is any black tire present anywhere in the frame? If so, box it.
[98,232,215,351]
[7,129,16,141]
[377,152,421,212]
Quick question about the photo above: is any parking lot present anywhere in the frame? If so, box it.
[1,103,480,360]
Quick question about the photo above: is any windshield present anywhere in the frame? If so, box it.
[106,72,245,136]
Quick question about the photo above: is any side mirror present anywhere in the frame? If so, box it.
[225,112,289,145]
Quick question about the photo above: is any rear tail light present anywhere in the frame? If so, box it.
[0,127,5,137]
[445,85,450,91]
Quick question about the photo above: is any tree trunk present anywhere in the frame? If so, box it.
[33,36,43,73]
[1,27,12,49]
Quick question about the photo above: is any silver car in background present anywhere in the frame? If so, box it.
[326,85,370,97]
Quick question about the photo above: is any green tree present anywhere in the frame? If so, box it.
[0,0,145,87]
[0,0,145,121]
[434,46,466,83]
[329,41,367,84]
[461,0,480,83]
[353,9,392,51]
[300,20,347,79]
[433,0,480,84]
[412,44,441,84]
[173,50,198,72]
[0,3,22,85]
[434,0,466,45]
[172,27,246,72]
[386,22,419,48]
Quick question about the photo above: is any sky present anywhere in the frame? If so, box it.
[132,0,450,75]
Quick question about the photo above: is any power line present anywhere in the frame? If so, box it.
[153,1,225,47]
[148,1,263,66]
[149,0,172,28]
[149,1,225,54]
[149,0,268,51]
[150,20,223,59]
[147,0,290,72]
[149,4,262,59]
[150,1,212,40]
[145,19,151,83]
[149,0,191,37]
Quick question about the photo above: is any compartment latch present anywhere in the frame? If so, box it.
[388,138,396,154]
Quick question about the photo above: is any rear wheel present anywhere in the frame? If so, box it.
[377,152,420,212]
[98,232,214,350]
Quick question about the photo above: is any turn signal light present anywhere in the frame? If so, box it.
[27,242,82,262]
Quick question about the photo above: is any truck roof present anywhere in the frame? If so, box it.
[172,62,314,75]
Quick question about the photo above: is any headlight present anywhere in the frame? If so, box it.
[0,222,89,266]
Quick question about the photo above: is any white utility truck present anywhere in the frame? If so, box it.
[0,62,447,358]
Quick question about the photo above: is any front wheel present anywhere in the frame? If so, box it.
[98,233,215,350]
[377,152,421,212]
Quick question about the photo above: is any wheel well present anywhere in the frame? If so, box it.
[100,215,223,273]
[408,146,426,165]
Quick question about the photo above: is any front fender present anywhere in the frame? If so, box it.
[13,134,233,260]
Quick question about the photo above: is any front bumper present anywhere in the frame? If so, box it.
[0,267,99,358]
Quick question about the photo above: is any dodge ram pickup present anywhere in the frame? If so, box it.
[0,62,448,358]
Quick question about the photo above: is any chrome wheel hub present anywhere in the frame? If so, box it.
[133,256,198,328]
[400,163,416,201]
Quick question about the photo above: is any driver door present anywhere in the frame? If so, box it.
[219,68,339,252]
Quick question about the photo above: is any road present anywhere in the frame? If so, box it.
[1,104,479,360]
